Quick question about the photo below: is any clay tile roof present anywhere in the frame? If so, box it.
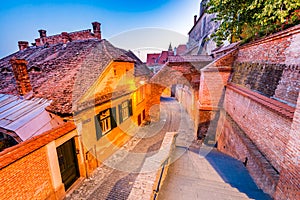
[157,51,169,64]
[176,44,187,55]
[168,55,213,63]
[146,53,160,66]
[0,39,151,116]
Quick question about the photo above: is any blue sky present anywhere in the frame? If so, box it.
[0,0,200,58]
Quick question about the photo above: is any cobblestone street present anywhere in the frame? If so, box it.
[65,97,195,200]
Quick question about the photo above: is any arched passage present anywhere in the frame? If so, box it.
[145,57,212,137]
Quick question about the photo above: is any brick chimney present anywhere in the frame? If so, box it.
[194,15,197,25]
[92,22,101,39]
[18,41,29,51]
[10,58,32,98]
[38,29,47,38]
[61,32,70,44]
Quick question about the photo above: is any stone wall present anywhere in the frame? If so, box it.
[127,132,177,200]
[187,12,218,55]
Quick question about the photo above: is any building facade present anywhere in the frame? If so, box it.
[0,22,152,198]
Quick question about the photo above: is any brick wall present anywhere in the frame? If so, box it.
[0,123,78,199]
[199,69,231,109]
[217,112,279,195]
[224,86,292,171]
[231,62,299,105]
[35,29,97,46]
[275,94,300,200]
[232,25,300,106]
[0,147,55,199]
[236,25,300,64]
[214,25,300,199]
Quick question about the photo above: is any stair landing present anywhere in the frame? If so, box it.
[157,147,271,200]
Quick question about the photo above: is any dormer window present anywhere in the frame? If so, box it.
[1,67,11,74]
[28,66,41,73]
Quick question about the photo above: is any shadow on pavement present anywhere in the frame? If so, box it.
[205,150,272,200]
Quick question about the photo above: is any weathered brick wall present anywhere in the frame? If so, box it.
[199,69,231,109]
[198,49,236,111]
[231,63,284,96]
[224,86,292,172]
[0,147,55,199]
[236,25,300,64]
[274,65,300,105]
[214,25,300,199]
[232,25,300,105]
[231,62,299,105]
[275,94,300,200]
[217,112,279,196]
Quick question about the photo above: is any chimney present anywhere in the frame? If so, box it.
[38,29,47,38]
[10,58,32,98]
[92,22,101,39]
[18,41,29,51]
[61,32,70,44]
[194,15,197,25]
[35,38,41,46]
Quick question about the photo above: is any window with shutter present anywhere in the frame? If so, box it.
[95,108,117,140]
[94,115,102,140]
[110,107,117,129]
[128,99,133,116]
[118,99,133,124]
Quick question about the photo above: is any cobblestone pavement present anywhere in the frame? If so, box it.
[65,97,194,200]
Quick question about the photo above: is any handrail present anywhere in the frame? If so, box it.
[153,158,169,200]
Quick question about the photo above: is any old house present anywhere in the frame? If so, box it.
[0,22,152,199]
[146,44,174,74]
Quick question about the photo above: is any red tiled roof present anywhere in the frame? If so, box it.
[146,53,160,66]
[168,55,213,63]
[0,39,151,115]
[157,51,169,64]
[176,44,187,55]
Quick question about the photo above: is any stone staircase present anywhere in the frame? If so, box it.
[157,147,271,200]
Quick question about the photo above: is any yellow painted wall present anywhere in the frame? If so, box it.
[75,61,149,174]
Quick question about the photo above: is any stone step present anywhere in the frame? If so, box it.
[167,174,248,195]
[165,177,252,200]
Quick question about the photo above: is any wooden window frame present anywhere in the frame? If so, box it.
[95,107,117,140]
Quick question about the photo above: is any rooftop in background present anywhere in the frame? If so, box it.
[0,22,152,116]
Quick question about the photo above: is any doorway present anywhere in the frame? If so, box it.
[56,138,79,190]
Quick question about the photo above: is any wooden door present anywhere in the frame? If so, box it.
[57,138,79,190]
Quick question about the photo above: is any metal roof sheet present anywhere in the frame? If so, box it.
[0,94,51,133]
